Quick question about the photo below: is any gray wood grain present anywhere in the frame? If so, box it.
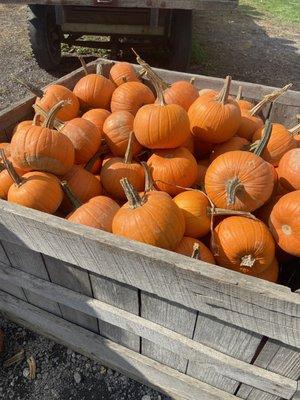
[0,289,242,400]
[90,274,140,351]
[0,201,298,347]
[141,292,197,372]
[43,255,98,333]
[0,240,61,315]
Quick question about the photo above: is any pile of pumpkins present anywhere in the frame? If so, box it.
[0,53,299,285]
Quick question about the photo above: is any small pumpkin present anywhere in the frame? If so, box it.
[0,157,27,200]
[82,109,111,133]
[194,159,210,189]
[0,143,11,158]
[112,178,185,250]
[163,80,199,111]
[277,148,300,191]
[189,76,241,143]
[103,111,142,157]
[100,132,145,200]
[175,237,215,264]
[109,62,140,86]
[257,258,279,283]
[210,136,249,161]
[212,216,275,276]
[269,190,300,257]
[147,147,198,196]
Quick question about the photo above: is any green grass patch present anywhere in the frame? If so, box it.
[239,0,300,24]
[191,39,207,65]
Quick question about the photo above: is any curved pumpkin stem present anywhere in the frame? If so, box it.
[226,177,244,206]
[78,55,89,76]
[141,161,155,193]
[216,76,231,105]
[191,243,200,260]
[236,85,243,102]
[253,119,272,156]
[208,207,257,220]
[190,77,196,85]
[0,149,23,187]
[60,181,82,210]
[42,100,69,130]
[250,83,292,116]
[13,75,44,98]
[120,178,144,209]
[124,132,135,164]
[240,254,256,268]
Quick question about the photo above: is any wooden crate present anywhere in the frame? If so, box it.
[0,61,299,400]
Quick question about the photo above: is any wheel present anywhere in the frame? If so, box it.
[27,5,62,71]
[169,9,193,71]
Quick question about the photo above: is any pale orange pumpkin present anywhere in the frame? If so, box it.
[163,80,199,111]
[109,62,140,86]
[277,148,300,191]
[175,237,215,264]
[82,109,111,134]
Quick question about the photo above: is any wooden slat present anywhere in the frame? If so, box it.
[43,255,99,333]
[0,289,244,400]
[0,241,61,316]
[0,201,298,347]
[90,274,140,351]
[0,263,297,399]
[141,292,197,372]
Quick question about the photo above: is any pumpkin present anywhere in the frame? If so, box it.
[252,123,296,166]
[175,237,215,264]
[205,150,274,212]
[82,109,111,133]
[100,132,145,200]
[112,178,185,250]
[109,62,140,86]
[269,190,300,257]
[163,80,199,111]
[73,63,116,110]
[194,137,215,159]
[147,147,198,196]
[13,120,34,135]
[35,84,79,122]
[255,195,282,225]
[111,81,155,116]
[103,111,142,157]
[59,117,102,165]
[0,157,27,200]
[0,143,11,157]
[173,191,211,238]
[61,165,102,212]
[198,88,216,98]
[212,216,275,276]
[277,148,300,191]
[210,136,249,161]
[189,76,241,143]
[68,195,120,231]
[235,86,254,110]
[194,159,210,189]
[10,101,75,175]
[257,258,279,283]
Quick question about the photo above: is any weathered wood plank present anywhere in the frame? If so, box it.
[43,255,98,333]
[90,274,140,351]
[0,289,242,400]
[0,240,61,316]
[141,292,197,372]
[0,261,297,399]
[0,201,298,347]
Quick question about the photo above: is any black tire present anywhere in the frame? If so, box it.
[169,10,192,71]
[27,5,62,71]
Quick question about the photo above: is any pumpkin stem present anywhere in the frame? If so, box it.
[0,149,23,187]
[141,161,154,192]
[226,177,244,206]
[216,76,232,105]
[240,254,256,268]
[120,178,144,209]
[250,83,292,116]
[208,207,257,220]
[60,181,82,210]
[190,77,196,85]
[13,75,44,98]
[124,132,135,164]
[289,122,300,136]
[78,55,89,76]
[137,68,147,80]
[43,100,69,129]
[253,119,272,156]
[96,62,104,76]
[191,243,201,260]
[236,85,243,102]
[32,113,39,126]
[85,145,109,172]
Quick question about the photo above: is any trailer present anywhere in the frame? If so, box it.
[7,0,238,71]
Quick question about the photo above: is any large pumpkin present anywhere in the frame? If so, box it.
[112,178,185,250]
[175,237,215,264]
[212,216,275,276]
[277,148,300,191]
[269,191,300,257]
[147,147,198,196]
[163,80,199,111]
[205,150,274,212]
[109,62,140,86]
[188,76,241,143]
[82,109,111,133]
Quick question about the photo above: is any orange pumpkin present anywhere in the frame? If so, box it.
[175,237,215,264]
[35,84,79,122]
[163,81,199,111]
[100,132,145,200]
[147,147,198,196]
[0,143,11,158]
[257,258,279,283]
[189,76,241,143]
[210,136,249,161]
[68,195,120,231]
[82,109,111,133]
[110,82,155,116]
[0,157,27,200]
[103,111,142,157]
[269,191,300,257]
[112,179,185,250]
[182,135,194,154]
[173,191,211,238]
[13,120,34,135]
[205,150,274,212]
[277,148,300,191]
[212,216,275,276]
[235,86,254,111]
[194,159,210,189]
[255,195,282,225]
[109,62,140,86]
[252,123,296,166]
